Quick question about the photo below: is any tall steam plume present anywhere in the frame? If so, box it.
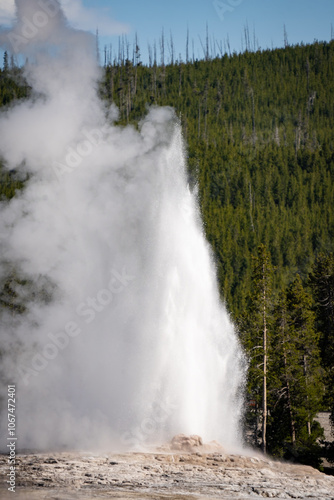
[0,0,245,451]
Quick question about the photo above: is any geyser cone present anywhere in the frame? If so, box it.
[0,0,245,451]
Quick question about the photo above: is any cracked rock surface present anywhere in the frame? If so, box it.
[0,450,334,499]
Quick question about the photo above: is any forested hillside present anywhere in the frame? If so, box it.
[101,41,334,317]
[1,40,333,466]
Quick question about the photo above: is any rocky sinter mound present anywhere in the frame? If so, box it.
[0,435,334,499]
[161,433,223,453]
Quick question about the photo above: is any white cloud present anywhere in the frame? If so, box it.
[61,0,129,36]
[0,0,129,36]
[0,0,15,26]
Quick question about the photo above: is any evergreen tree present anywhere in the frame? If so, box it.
[309,253,334,451]
[239,244,274,453]
[278,276,324,466]
[3,51,8,73]
[268,277,324,465]
[286,275,323,437]
[309,254,334,371]
[269,292,298,452]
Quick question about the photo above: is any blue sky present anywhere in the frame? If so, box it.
[0,0,333,64]
[90,0,334,62]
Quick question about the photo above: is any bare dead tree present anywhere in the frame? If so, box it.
[160,28,165,68]
[198,35,205,60]
[210,34,216,59]
[216,39,223,57]
[118,36,122,65]
[134,33,140,66]
[153,40,157,67]
[306,57,310,94]
[124,35,130,63]
[216,78,222,117]
[109,64,114,97]
[108,44,113,66]
[274,125,280,146]
[284,24,289,48]
[168,31,175,65]
[249,87,256,146]
[226,34,231,56]
[206,23,210,60]
[249,183,255,232]
[134,33,140,95]
[148,43,152,67]
[303,355,312,436]
[204,79,209,142]
[295,110,302,154]
[160,28,166,96]
[244,22,250,52]
[198,27,210,62]
[104,45,107,67]
[96,28,100,64]
[198,99,201,138]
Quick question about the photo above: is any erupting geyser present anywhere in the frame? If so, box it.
[0,0,245,451]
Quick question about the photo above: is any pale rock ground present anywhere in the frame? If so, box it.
[0,435,334,499]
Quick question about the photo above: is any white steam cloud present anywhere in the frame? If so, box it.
[0,0,245,451]
[0,0,128,35]
[0,1,15,26]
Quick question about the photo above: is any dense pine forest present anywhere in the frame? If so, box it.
[0,40,333,468]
